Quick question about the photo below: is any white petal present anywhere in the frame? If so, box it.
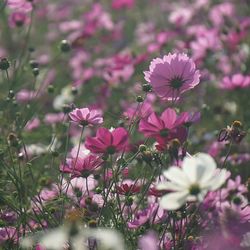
[159,191,189,210]
[85,228,125,250]
[196,153,217,185]
[163,167,190,187]
[157,182,185,192]
[203,169,227,191]
[182,157,200,183]
[182,153,216,184]
[40,227,68,250]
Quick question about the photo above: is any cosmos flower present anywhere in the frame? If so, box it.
[7,0,33,13]
[21,223,125,250]
[112,0,135,10]
[144,53,200,101]
[139,108,186,140]
[60,152,103,178]
[69,108,103,127]
[220,74,250,90]
[157,153,227,210]
[85,127,129,154]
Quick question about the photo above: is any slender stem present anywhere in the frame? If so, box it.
[222,140,233,168]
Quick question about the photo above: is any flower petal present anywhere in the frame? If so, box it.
[159,191,189,210]
[163,167,190,187]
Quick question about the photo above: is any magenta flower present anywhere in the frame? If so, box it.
[60,155,102,178]
[139,108,184,139]
[144,53,200,100]
[220,74,250,90]
[9,11,30,28]
[111,0,135,10]
[85,127,129,154]
[69,108,103,127]
[127,204,165,229]
[117,180,141,195]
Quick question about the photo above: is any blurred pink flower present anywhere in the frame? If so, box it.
[85,127,129,154]
[169,7,193,26]
[69,108,103,127]
[220,74,250,90]
[44,113,65,125]
[209,3,235,27]
[123,102,153,121]
[16,89,37,103]
[7,0,32,12]
[144,53,200,101]
[24,117,40,131]
[138,231,159,250]
[190,30,221,60]
[128,204,165,229]
[112,0,135,9]
[8,11,30,27]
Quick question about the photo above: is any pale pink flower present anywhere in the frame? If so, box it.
[24,117,40,131]
[69,108,103,127]
[144,53,200,101]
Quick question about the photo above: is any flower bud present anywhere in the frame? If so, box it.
[139,144,147,152]
[0,58,10,71]
[142,83,152,92]
[29,60,39,69]
[136,95,144,103]
[125,196,133,206]
[47,85,54,94]
[60,40,71,53]
[8,90,15,99]
[95,187,102,194]
[32,67,39,77]
[62,104,72,114]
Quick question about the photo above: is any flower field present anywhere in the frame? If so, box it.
[0,0,250,249]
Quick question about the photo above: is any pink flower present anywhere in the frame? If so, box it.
[16,89,36,103]
[220,74,250,90]
[209,3,235,27]
[138,231,159,250]
[44,113,65,125]
[69,108,103,127]
[144,53,200,101]
[128,204,165,229]
[190,30,221,60]
[117,180,141,195]
[112,0,135,10]
[60,153,103,178]
[9,11,30,27]
[24,117,40,131]
[169,8,193,27]
[123,102,153,121]
[85,127,129,154]
[7,0,32,12]
[139,108,185,139]
[0,227,18,245]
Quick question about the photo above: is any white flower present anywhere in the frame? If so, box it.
[53,85,74,110]
[21,224,125,250]
[157,153,227,210]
